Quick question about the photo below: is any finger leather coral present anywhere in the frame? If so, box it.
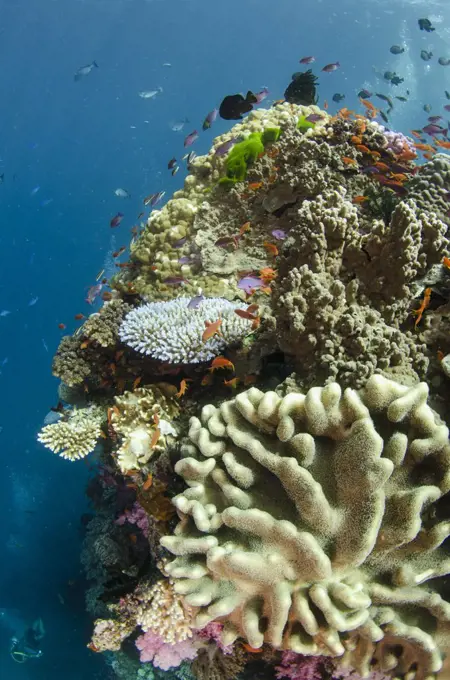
[161,375,450,679]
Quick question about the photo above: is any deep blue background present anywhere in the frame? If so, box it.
[0,0,449,677]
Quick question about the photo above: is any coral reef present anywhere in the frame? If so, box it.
[161,376,450,678]
[40,99,450,680]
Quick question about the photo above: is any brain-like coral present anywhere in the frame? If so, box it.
[407,153,450,225]
[119,297,253,364]
[161,376,450,679]
[38,404,105,460]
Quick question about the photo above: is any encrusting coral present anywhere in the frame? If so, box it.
[161,375,450,679]
[37,404,105,460]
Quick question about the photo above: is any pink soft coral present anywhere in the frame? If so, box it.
[196,621,233,654]
[116,502,149,537]
[135,629,198,670]
[275,652,329,680]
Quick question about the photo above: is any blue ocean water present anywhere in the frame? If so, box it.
[1,0,449,677]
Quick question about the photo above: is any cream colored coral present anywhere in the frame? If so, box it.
[37,405,104,461]
[111,386,179,473]
[136,578,193,644]
[161,376,450,679]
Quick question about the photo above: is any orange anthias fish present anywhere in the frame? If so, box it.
[442,256,450,269]
[342,156,358,166]
[260,267,277,282]
[242,644,263,654]
[263,241,279,257]
[150,428,161,448]
[235,308,259,321]
[412,287,432,328]
[414,143,434,152]
[350,135,363,145]
[352,195,368,204]
[175,378,191,398]
[224,377,240,388]
[202,319,223,342]
[239,221,251,236]
[338,107,353,119]
[248,181,263,191]
[435,139,450,149]
[374,161,391,173]
[355,144,371,154]
[209,356,235,372]
[142,474,153,491]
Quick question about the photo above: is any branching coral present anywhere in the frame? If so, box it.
[119,298,253,364]
[161,375,450,679]
[37,404,105,460]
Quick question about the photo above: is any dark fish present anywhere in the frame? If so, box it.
[110,212,124,228]
[173,237,187,248]
[380,111,389,123]
[202,108,218,130]
[418,18,435,32]
[184,130,199,147]
[299,56,315,64]
[384,71,394,81]
[428,116,442,123]
[305,113,324,122]
[0,173,4,184]
[361,166,381,174]
[163,276,189,286]
[390,75,404,86]
[332,93,345,103]
[171,166,179,176]
[446,91,450,100]
[215,138,238,156]
[358,89,372,99]
[421,50,433,61]
[322,62,340,72]
[168,157,177,169]
[284,69,318,105]
[423,123,446,135]
[150,191,165,206]
[423,104,432,113]
[375,93,393,108]
[439,57,450,66]
[444,105,450,112]
[219,91,258,120]
[395,96,408,102]
[390,45,405,55]
[74,61,98,81]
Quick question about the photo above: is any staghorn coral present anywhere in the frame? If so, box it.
[81,299,132,348]
[161,375,450,680]
[37,404,105,460]
[119,298,254,364]
[111,385,179,473]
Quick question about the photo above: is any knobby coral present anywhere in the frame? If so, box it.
[161,375,450,679]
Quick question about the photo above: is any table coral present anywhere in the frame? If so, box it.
[119,298,254,364]
[161,375,450,679]
[37,404,105,460]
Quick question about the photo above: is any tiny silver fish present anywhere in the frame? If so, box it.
[74,61,98,81]
[138,87,163,99]
[114,188,131,199]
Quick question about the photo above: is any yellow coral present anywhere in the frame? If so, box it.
[38,405,105,461]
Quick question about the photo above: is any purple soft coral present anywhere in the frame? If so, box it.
[115,501,149,538]
[275,652,329,680]
[136,630,198,670]
[196,621,233,654]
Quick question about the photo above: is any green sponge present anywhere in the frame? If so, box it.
[222,132,265,182]
[261,127,281,144]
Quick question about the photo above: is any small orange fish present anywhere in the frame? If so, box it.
[142,474,153,491]
[242,644,263,654]
[442,256,450,269]
[260,285,272,295]
[133,376,142,390]
[248,181,263,191]
[80,340,90,349]
[352,195,368,204]
[260,267,277,283]
[176,379,191,398]
[342,156,358,166]
[210,356,235,372]
[87,642,100,653]
[437,350,445,362]
[412,287,432,328]
[414,143,434,152]
[246,303,259,314]
[374,161,391,173]
[390,173,408,182]
[338,107,353,119]
[243,374,257,385]
[58,323,66,330]
[370,150,381,160]
[239,221,251,235]
[435,139,450,149]
[411,130,424,140]
[396,147,417,162]
[235,308,259,321]
[355,144,371,154]
[355,119,366,134]
[263,241,279,257]
[115,350,124,361]
[201,372,214,386]
[350,135,363,145]
[150,428,161,448]
[102,291,113,301]
[74,314,85,320]
[202,319,223,342]
[109,362,117,375]
[153,412,160,426]
[423,152,435,160]
[224,377,240,388]
[129,534,137,544]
